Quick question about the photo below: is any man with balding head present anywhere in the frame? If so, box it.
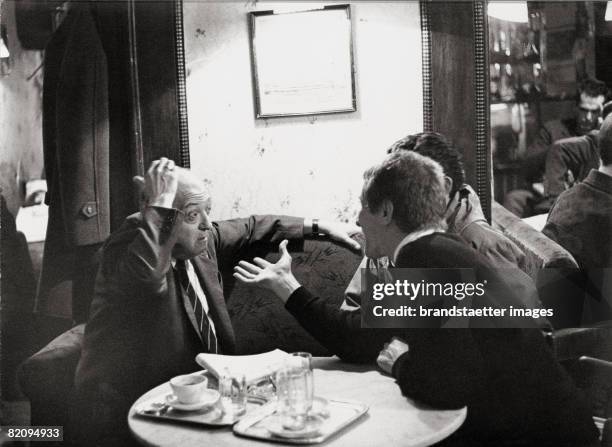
[74,158,358,445]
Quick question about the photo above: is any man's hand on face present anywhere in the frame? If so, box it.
[314,220,362,252]
[376,337,409,375]
[233,240,301,303]
[145,158,179,208]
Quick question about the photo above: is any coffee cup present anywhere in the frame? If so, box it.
[169,374,208,404]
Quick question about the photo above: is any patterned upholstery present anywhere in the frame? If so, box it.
[227,236,363,355]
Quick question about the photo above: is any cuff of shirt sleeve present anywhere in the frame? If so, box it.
[285,286,316,314]
[145,206,180,233]
[392,351,411,379]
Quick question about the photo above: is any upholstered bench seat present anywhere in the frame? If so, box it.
[18,237,363,431]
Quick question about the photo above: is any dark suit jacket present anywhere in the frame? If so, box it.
[542,170,612,325]
[544,169,612,271]
[524,118,577,184]
[544,132,600,198]
[285,233,598,445]
[75,208,303,404]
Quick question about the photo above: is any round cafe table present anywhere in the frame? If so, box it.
[128,357,466,447]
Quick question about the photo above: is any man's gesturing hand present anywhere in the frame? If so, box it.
[145,158,179,208]
[233,240,301,303]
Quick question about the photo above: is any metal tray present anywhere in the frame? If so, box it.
[133,370,267,427]
[233,398,368,444]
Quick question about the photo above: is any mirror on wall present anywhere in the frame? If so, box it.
[489,1,612,224]
[181,1,424,223]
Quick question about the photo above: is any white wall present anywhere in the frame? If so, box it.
[0,0,44,214]
[184,1,422,222]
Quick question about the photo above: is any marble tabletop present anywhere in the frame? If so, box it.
[128,356,466,447]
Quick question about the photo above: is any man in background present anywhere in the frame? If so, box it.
[542,100,612,202]
[542,114,612,325]
[504,78,607,217]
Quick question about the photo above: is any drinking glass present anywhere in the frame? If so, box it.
[291,352,313,407]
[275,352,314,430]
[219,370,247,416]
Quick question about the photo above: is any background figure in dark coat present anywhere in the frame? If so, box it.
[542,114,612,325]
[235,152,598,446]
[543,131,601,199]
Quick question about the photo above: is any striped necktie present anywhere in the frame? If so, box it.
[174,260,218,353]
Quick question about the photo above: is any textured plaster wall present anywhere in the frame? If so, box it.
[184,1,423,222]
[0,0,44,215]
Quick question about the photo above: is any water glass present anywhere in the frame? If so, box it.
[275,352,314,430]
[291,352,313,406]
[219,371,247,416]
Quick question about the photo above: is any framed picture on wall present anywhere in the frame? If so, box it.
[248,4,356,118]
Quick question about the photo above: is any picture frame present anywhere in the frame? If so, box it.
[248,4,356,118]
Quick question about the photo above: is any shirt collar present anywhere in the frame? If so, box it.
[392,227,440,264]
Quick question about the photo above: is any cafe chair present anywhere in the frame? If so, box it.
[564,356,612,446]
[492,202,612,362]
[18,236,364,434]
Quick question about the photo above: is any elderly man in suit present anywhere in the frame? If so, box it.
[235,151,598,446]
[74,158,359,446]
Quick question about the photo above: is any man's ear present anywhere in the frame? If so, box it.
[444,175,453,196]
[381,199,394,224]
[133,176,147,208]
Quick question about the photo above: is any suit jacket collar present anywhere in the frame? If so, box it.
[392,227,443,264]
[584,169,612,194]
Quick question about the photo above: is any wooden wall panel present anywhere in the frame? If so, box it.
[427,1,491,220]
[133,1,181,168]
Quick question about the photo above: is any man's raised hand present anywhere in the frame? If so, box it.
[137,158,179,208]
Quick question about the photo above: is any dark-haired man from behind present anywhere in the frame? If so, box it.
[388,133,527,270]
[343,132,549,330]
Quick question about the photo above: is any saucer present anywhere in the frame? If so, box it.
[266,415,323,439]
[165,390,220,411]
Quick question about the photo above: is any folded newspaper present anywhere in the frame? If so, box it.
[195,349,292,384]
